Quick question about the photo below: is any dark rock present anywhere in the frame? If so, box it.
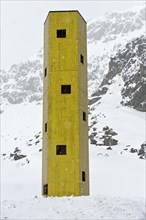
[90,138,97,145]
[35,140,40,145]
[111,131,117,136]
[138,148,144,155]
[90,121,97,128]
[14,154,26,161]
[88,97,101,105]
[107,147,112,150]
[138,143,146,156]
[26,159,30,163]
[92,132,97,137]
[95,35,146,112]
[130,148,138,153]
[91,87,108,97]
[14,147,21,153]
[126,145,131,148]
[123,82,146,112]
[139,155,145,159]
[97,143,103,146]
[141,142,146,148]
[104,137,118,146]
[101,77,112,86]
[103,126,109,131]
[39,149,42,152]
[105,129,117,136]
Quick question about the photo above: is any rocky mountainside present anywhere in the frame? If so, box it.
[87,6,145,43]
[0,4,145,113]
[0,49,43,111]
[90,35,146,111]
[87,3,145,95]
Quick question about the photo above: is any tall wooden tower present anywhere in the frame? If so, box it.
[42,11,89,196]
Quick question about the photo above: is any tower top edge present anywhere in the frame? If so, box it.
[44,10,86,25]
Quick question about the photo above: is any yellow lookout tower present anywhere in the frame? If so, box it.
[42,11,89,196]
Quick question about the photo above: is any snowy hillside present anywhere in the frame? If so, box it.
[0,49,43,113]
[87,3,146,95]
[1,93,145,219]
[1,4,146,220]
[89,35,146,111]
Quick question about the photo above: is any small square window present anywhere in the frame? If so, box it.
[80,54,84,64]
[45,123,47,132]
[61,85,71,94]
[83,112,86,121]
[43,184,48,195]
[57,29,66,38]
[82,171,86,181]
[56,145,66,155]
[44,68,47,77]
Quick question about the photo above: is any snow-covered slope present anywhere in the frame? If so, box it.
[87,3,146,95]
[89,35,146,111]
[2,195,145,219]
[0,49,43,113]
[1,95,145,219]
[89,74,145,157]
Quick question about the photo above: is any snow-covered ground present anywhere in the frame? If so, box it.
[1,144,146,219]
[1,138,146,219]
[2,194,145,219]
[1,89,146,219]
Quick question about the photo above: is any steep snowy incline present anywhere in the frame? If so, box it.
[89,74,145,157]
[0,49,43,112]
[87,3,145,95]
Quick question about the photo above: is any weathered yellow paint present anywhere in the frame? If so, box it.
[42,11,89,196]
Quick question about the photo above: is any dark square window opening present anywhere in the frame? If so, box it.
[56,145,66,155]
[82,171,86,182]
[80,54,84,64]
[57,29,66,38]
[44,68,47,77]
[61,85,71,94]
[45,123,47,132]
[43,184,48,195]
[83,112,86,121]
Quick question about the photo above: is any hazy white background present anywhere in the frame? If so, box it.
[1,0,144,70]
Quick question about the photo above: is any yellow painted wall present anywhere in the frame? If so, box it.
[42,11,89,196]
